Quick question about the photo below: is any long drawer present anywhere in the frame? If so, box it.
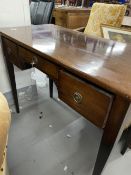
[18,46,58,79]
[58,70,113,128]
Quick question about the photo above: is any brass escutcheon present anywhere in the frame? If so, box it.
[73,92,82,104]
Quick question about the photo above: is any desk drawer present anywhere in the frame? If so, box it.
[18,47,58,79]
[2,38,18,66]
[59,71,113,128]
[54,12,67,27]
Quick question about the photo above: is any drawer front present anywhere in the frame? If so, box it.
[2,38,18,66]
[58,71,113,128]
[18,47,58,79]
[54,12,67,27]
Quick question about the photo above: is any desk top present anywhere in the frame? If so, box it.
[1,24,131,100]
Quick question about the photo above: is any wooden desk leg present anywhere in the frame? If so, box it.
[121,126,131,155]
[5,60,20,113]
[49,78,53,98]
[92,95,130,175]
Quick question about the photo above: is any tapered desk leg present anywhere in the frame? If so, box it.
[92,139,113,175]
[5,60,20,113]
[49,78,53,98]
[92,96,129,175]
[121,127,131,155]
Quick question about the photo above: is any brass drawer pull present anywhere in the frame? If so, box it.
[7,47,11,54]
[73,92,82,104]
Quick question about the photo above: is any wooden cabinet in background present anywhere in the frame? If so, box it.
[52,7,91,29]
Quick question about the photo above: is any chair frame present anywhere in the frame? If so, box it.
[30,0,55,25]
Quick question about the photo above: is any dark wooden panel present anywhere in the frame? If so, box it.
[2,37,18,66]
[58,70,113,128]
[18,46,58,79]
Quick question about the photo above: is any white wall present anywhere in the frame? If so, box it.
[0,0,31,93]
[0,0,30,28]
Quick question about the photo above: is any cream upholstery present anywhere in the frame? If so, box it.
[84,3,126,37]
[0,93,11,175]
[0,147,8,175]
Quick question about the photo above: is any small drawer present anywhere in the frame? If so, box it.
[2,38,18,66]
[18,46,37,64]
[18,47,58,79]
[58,71,113,128]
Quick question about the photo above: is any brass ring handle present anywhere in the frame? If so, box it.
[73,92,82,104]
[7,47,11,54]
[31,56,38,66]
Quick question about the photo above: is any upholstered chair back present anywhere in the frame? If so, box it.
[84,3,127,37]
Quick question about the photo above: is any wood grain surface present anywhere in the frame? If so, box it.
[0,24,131,101]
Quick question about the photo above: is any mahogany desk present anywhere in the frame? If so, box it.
[0,24,131,175]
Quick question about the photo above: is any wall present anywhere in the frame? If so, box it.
[0,0,31,93]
